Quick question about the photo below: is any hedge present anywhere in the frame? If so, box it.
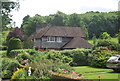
[9,49,38,58]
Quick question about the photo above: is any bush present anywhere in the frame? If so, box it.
[88,47,112,68]
[15,52,31,66]
[1,58,20,78]
[2,70,12,79]
[96,40,115,47]
[9,49,38,58]
[61,48,91,66]
[99,32,111,39]
[0,51,7,57]
[30,59,73,79]
[7,37,22,57]
[0,45,7,50]
[11,68,28,79]
[45,50,72,65]
[110,44,120,51]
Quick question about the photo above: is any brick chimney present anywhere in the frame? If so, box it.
[36,23,48,33]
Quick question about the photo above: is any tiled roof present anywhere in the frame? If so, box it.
[31,26,86,38]
[63,37,92,49]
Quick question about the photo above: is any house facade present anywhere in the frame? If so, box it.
[30,25,92,49]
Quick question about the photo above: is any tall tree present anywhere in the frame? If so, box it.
[21,14,46,36]
[2,1,19,30]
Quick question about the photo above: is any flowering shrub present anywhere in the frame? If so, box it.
[11,68,27,79]
[1,58,20,79]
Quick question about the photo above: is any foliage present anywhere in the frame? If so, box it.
[92,34,97,45]
[11,68,27,79]
[2,70,12,79]
[99,32,111,39]
[30,59,73,79]
[44,50,73,65]
[0,51,7,57]
[88,47,113,68]
[23,36,34,49]
[2,1,19,30]
[1,30,10,45]
[1,58,20,78]
[15,52,31,62]
[96,40,115,47]
[9,49,38,57]
[61,49,91,66]
[110,44,120,51]
[7,37,23,57]
[7,28,24,41]
[0,45,7,50]
[21,14,46,36]
[21,11,118,39]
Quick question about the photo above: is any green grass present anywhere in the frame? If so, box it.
[88,38,118,45]
[73,66,119,79]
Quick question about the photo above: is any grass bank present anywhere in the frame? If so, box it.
[73,66,119,79]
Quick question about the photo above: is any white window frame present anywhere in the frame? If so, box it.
[47,36,55,42]
[56,37,62,42]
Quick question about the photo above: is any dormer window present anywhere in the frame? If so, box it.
[47,36,62,42]
[56,37,62,42]
[47,37,55,42]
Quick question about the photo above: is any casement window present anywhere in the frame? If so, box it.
[47,37,55,42]
[56,37,62,42]
[47,36,62,42]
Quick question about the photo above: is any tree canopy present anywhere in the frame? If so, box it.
[1,1,19,30]
[21,11,119,39]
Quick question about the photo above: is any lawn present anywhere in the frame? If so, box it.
[73,66,119,80]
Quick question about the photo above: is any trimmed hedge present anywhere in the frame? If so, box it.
[7,37,22,57]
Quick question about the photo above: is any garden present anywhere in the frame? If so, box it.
[1,32,120,81]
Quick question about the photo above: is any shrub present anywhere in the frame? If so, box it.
[2,70,12,79]
[0,45,7,50]
[1,58,20,78]
[30,59,73,79]
[89,47,112,68]
[0,51,7,57]
[11,68,27,79]
[96,40,115,47]
[15,52,31,65]
[7,37,22,57]
[110,44,120,51]
[61,48,91,66]
[9,49,38,58]
[99,32,111,39]
[45,50,72,65]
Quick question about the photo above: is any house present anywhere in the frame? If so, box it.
[30,24,92,50]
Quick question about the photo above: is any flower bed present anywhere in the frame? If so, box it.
[49,72,93,81]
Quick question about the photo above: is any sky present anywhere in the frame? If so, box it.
[10,0,119,27]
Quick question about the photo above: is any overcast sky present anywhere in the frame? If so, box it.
[10,0,119,27]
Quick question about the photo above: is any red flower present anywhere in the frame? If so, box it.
[63,69,67,71]
[98,76,101,78]
[77,74,82,77]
